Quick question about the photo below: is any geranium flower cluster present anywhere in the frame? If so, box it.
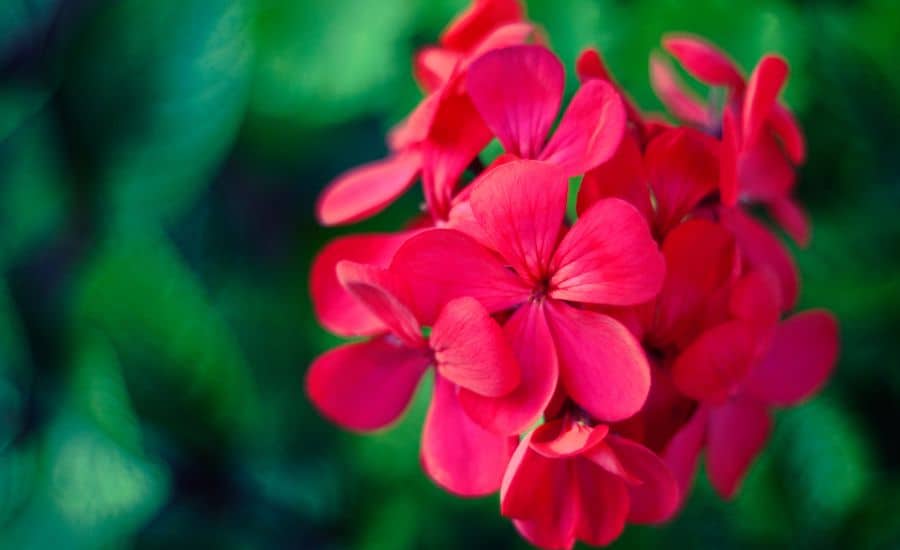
[306,1,839,547]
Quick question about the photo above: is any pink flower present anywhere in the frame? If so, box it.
[501,413,679,549]
[467,45,627,177]
[390,159,665,433]
[306,261,520,495]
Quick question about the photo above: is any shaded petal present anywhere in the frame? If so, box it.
[336,261,424,348]
[390,228,530,324]
[421,375,517,496]
[728,269,782,328]
[538,79,627,176]
[606,435,680,524]
[768,196,811,246]
[707,396,771,499]
[574,459,629,546]
[465,21,536,62]
[550,198,664,306]
[577,132,652,220]
[460,301,558,435]
[652,220,738,349]
[388,92,443,151]
[769,104,806,164]
[470,159,568,282]
[440,0,524,53]
[719,206,799,310]
[662,34,745,89]
[742,55,788,147]
[414,47,461,92]
[305,337,429,431]
[467,45,564,158]
[431,297,520,397]
[738,131,796,203]
[316,151,421,226]
[744,310,839,406]
[645,127,720,235]
[530,419,609,459]
[310,232,413,337]
[671,320,758,402]
[649,53,713,127]
[719,108,741,207]
[662,406,708,509]
[546,302,651,422]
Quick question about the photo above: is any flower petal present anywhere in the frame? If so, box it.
[431,297,520,397]
[662,34,745,90]
[440,0,524,53]
[336,261,424,348]
[470,159,568,282]
[706,396,771,499]
[310,232,413,337]
[550,198,664,306]
[305,337,429,431]
[421,374,517,496]
[768,196,811,247]
[738,127,796,204]
[460,301,558,435]
[662,406,708,509]
[574,459,629,546]
[744,310,839,406]
[719,206,799,310]
[719,108,741,207]
[671,320,759,402]
[530,419,609,459]
[769,104,806,164]
[742,55,788,147]
[577,132,651,220]
[316,151,422,226]
[576,48,646,132]
[649,53,713,128]
[390,228,530,324]
[467,45,564,158]
[414,47,461,92]
[605,435,680,524]
[652,220,738,349]
[645,127,720,236]
[538,79,627,176]
[546,302,651,422]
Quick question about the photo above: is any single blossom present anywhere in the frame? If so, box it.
[501,412,679,549]
[391,159,665,433]
[306,261,520,495]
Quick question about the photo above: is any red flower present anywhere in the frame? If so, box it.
[467,45,627,176]
[501,414,679,549]
[306,261,520,495]
[391,159,665,433]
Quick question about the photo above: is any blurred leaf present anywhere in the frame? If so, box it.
[0,108,67,268]
[0,440,38,529]
[0,0,60,56]
[0,85,50,142]
[73,232,261,450]
[61,0,255,229]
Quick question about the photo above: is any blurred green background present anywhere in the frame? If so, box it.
[1,0,898,548]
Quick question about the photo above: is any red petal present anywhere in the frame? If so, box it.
[387,93,442,151]
[744,310,839,406]
[538,80,627,176]
[662,34,745,90]
[390,228,530,324]
[467,45,564,158]
[706,396,771,499]
[440,0,524,53]
[768,196,811,246]
[310,232,413,337]
[649,53,713,127]
[605,435,680,524]
[719,108,741,207]
[719,206,799,310]
[550,198,664,306]
[305,337,429,431]
[470,159,568,282]
[316,151,421,226]
[576,47,613,81]
[421,375,517,496]
[546,302,651,422]
[653,220,738,349]
[671,320,758,402]
[577,131,651,220]
[423,88,493,218]
[431,297,520,397]
[742,55,788,147]
[465,22,536,62]
[573,460,629,546]
[769,104,806,164]
[662,406,708,508]
[738,128,796,204]
[530,419,609,459]
[645,127,720,236]
[460,301,558,435]
[414,47,461,92]
[336,261,424,348]
[728,269,782,328]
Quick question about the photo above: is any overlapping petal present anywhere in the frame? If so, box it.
[706,397,771,499]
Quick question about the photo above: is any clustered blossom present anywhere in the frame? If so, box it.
[305,1,839,548]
